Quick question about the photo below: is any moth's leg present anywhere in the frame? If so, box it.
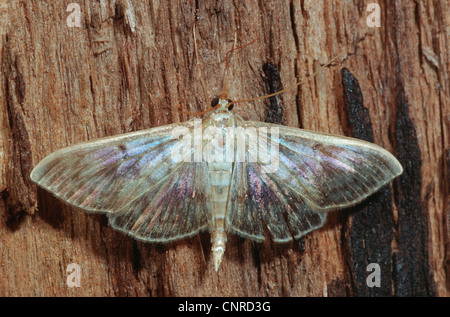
[192,23,210,107]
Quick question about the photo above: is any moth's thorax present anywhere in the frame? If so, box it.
[209,108,234,125]
[209,112,234,128]
[203,112,235,136]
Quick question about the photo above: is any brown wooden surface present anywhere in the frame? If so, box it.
[0,0,448,296]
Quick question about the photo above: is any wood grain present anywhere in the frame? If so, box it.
[0,0,448,296]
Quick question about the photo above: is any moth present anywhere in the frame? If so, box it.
[31,90,403,271]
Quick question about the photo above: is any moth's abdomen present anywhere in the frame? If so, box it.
[201,110,237,271]
[208,162,233,271]
[210,166,232,225]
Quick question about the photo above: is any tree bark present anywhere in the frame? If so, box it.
[0,0,448,296]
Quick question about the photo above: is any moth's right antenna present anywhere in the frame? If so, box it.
[228,52,346,107]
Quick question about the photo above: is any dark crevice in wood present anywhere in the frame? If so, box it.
[35,188,65,231]
[288,2,299,50]
[394,91,435,296]
[114,1,135,37]
[251,240,262,287]
[262,61,283,125]
[2,40,35,219]
[340,68,374,142]
[288,2,301,129]
[328,277,351,296]
[340,68,395,296]
[131,240,142,278]
[2,189,26,231]
[445,148,450,291]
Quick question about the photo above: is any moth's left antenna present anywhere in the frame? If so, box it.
[220,36,258,100]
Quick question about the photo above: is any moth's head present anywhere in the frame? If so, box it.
[211,97,234,112]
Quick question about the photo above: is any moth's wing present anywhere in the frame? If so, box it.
[227,121,403,242]
[228,160,327,242]
[108,161,211,242]
[31,119,211,241]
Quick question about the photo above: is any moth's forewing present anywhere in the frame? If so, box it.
[243,122,402,210]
